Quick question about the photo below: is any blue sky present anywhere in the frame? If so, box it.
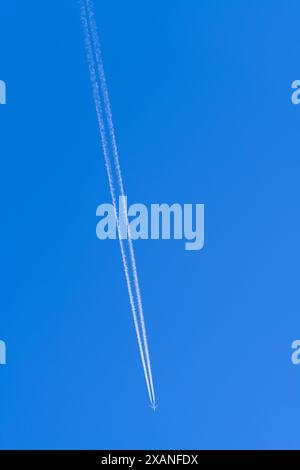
[1,0,300,449]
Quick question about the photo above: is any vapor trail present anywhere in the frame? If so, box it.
[80,0,156,406]
[85,0,156,406]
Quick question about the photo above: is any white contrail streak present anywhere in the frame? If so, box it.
[85,0,156,406]
[80,0,156,407]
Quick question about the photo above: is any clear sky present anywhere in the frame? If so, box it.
[0,0,300,449]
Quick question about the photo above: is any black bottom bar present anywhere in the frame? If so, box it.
[0,450,300,466]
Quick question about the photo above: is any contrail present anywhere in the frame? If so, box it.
[85,0,156,406]
[80,0,156,408]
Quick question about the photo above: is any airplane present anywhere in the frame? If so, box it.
[151,402,158,412]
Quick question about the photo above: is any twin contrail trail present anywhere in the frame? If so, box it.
[80,0,157,409]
